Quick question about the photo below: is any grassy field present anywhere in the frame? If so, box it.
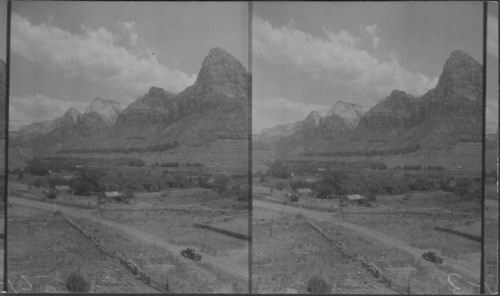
[77,218,247,293]
[7,205,157,293]
[315,221,477,294]
[337,208,480,260]
[252,208,395,294]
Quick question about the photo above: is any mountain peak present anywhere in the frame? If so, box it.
[432,50,482,102]
[63,107,80,122]
[193,47,248,99]
[305,110,322,127]
[326,100,364,129]
[85,97,121,114]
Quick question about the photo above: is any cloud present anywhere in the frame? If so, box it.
[121,21,138,46]
[486,97,498,134]
[9,94,89,130]
[11,14,196,95]
[487,14,498,58]
[253,16,438,97]
[253,97,331,133]
[363,24,380,50]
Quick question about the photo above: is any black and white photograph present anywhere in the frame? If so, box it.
[0,0,498,295]
[252,2,492,294]
[6,1,249,293]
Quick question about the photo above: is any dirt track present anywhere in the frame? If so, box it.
[253,199,480,283]
[10,196,248,280]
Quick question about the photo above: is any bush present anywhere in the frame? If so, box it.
[47,190,57,199]
[307,275,330,294]
[65,271,90,292]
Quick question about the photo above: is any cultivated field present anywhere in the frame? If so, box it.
[7,205,158,293]
[252,207,395,294]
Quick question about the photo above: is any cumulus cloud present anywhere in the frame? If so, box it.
[487,14,498,58]
[11,14,196,95]
[253,97,331,133]
[9,94,89,130]
[121,21,138,46]
[253,16,438,97]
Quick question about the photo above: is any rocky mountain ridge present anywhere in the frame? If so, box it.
[16,47,249,153]
[261,50,483,156]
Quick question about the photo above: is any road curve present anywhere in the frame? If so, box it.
[10,196,249,279]
[253,199,480,282]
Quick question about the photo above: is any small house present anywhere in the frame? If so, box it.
[296,188,313,198]
[54,185,71,197]
[346,194,366,205]
[104,191,124,202]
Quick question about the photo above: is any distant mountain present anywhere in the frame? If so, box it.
[326,101,364,129]
[264,50,483,156]
[15,47,249,154]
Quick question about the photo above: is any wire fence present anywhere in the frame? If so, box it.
[306,219,410,294]
[193,223,251,241]
[64,217,172,293]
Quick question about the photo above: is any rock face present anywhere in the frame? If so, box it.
[81,97,122,127]
[326,101,364,129]
[266,50,483,156]
[17,47,249,153]
[116,87,175,126]
[358,90,419,130]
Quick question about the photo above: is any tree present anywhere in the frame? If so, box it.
[71,168,106,196]
[269,159,290,179]
[313,183,336,199]
[455,177,471,197]
[213,174,230,194]
[47,190,57,199]
[125,189,135,200]
[65,271,90,292]
[307,275,331,294]
[28,157,50,176]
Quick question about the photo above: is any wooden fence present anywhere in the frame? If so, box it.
[434,226,481,242]
[306,219,410,294]
[193,223,251,241]
[64,217,172,293]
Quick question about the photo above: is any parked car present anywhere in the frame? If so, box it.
[181,247,202,261]
[422,250,443,264]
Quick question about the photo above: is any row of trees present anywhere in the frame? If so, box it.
[58,141,180,154]
[301,144,422,157]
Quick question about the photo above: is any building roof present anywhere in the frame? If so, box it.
[55,185,71,191]
[297,188,313,194]
[105,191,123,197]
[346,194,365,200]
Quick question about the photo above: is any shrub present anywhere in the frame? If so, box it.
[289,194,298,202]
[66,271,90,292]
[275,182,284,191]
[307,275,330,294]
[33,178,43,188]
[47,190,57,199]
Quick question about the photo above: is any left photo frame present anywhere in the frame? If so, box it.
[4,1,250,293]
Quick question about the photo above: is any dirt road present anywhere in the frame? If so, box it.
[10,196,248,279]
[253,199,480,283]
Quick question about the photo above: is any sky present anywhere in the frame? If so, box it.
[9,1,248,130]
[253,2,497,133]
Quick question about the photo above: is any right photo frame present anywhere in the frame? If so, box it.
[252,1,497,294]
